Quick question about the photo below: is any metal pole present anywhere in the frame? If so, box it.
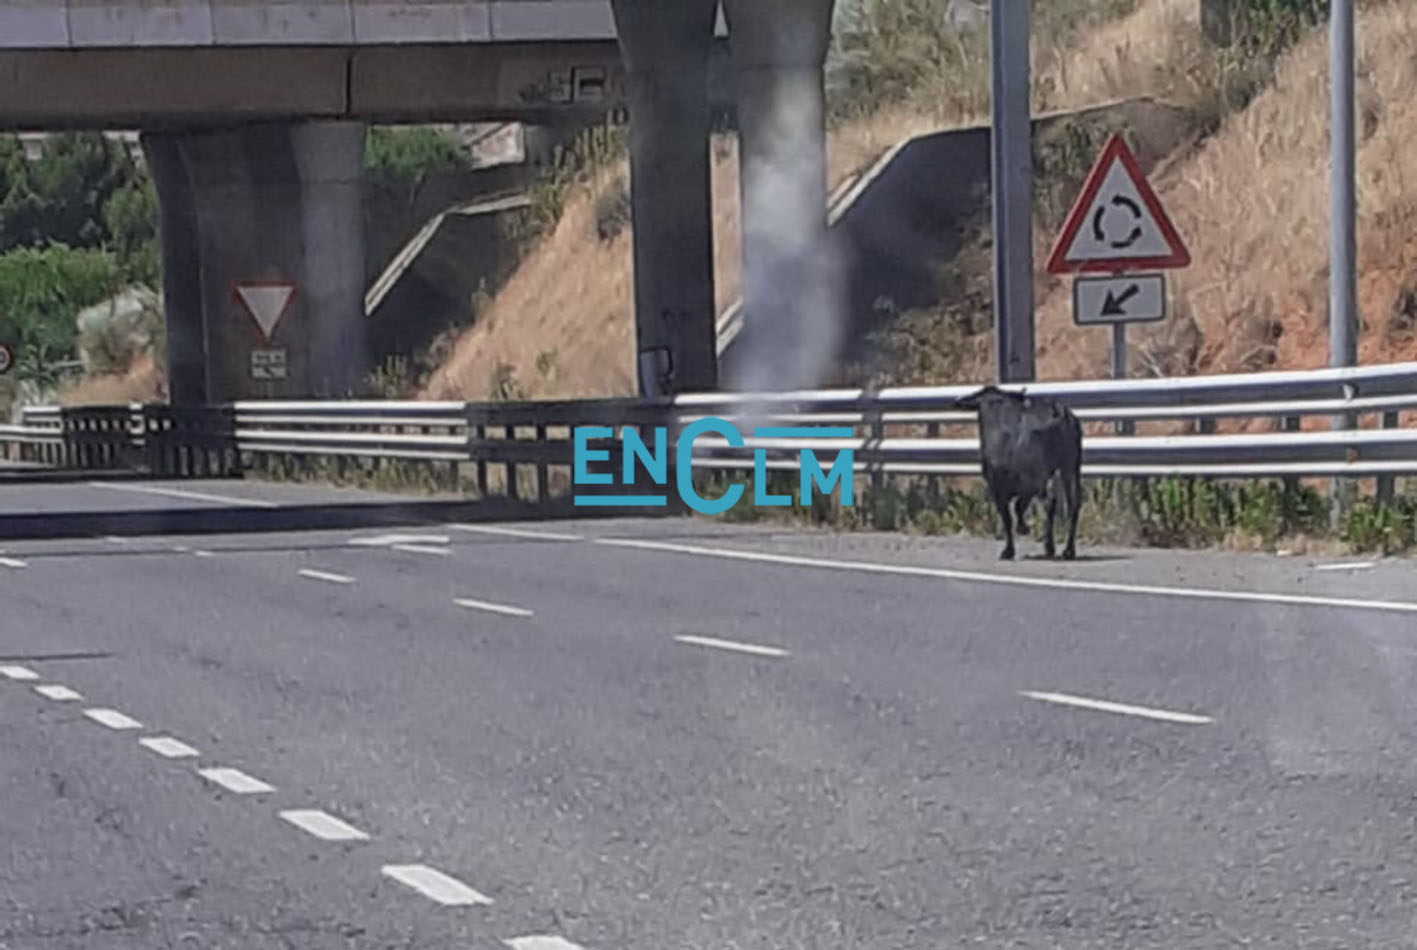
[1111,323,1133,435]
[990,0,1035,383]
[1330,0,1357,526]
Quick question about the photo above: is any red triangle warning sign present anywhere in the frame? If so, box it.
[1045,134,1190,275]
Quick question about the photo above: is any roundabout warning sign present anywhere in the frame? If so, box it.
[1045,133,1190,275]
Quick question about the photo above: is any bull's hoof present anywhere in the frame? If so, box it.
[1062,546,1077,561]
[1044,545,1056,560]
[1000,547,1015,561]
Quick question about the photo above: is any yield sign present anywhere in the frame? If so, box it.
[1045,134,1190,275]
[234,281,296,342]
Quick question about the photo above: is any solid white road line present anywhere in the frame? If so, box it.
[449,523,583,542]
[88,481,279,509]
[103,536,128,544]
[198,767,275,795]
[34,684,82,702]
[0,556,28,569]
[1020,690,1213,725]
[454,597,534,618]
[596,537,1417,615]
[674,634,790,659]
[381,865,493,906]
[83,708,143,730]
[392,544,453,557]
[298,568,355,585]
[505,937,587,950]
[279,809,370,842]
[0,665,40,681]
[1315,560,1378,572]
[193,550,216,558]
[139,736,199,759]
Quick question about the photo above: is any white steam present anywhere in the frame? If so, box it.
[733,72,846,404]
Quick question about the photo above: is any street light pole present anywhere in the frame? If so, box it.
[990,0,1035,383]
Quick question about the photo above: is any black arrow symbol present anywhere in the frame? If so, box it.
[1101,284,1141,316]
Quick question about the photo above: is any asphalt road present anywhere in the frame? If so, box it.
[3,478,1417,948]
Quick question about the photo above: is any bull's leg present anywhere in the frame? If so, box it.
[1043,480,1059,559]
[1062,467,1081,560]
[1013,495,1031,536]
[992,489,1016,560]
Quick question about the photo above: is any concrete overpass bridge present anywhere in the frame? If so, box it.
[0,0,835,405]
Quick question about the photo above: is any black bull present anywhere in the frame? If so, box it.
[953,386,1083,560]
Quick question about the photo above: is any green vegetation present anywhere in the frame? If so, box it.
[364,127,472,181]
[0,244,123,389]
[695,472,1416,555]
[0,133,157,412]
[518,120,629,249]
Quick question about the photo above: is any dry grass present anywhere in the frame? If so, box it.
[1029,0,1417,422]
[425,0,1218,402]
[423,111,944,401]
[57,351,165,406]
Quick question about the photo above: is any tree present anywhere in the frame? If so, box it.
[0,244,122,387]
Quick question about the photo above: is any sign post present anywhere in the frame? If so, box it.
[1047,134,1190,434]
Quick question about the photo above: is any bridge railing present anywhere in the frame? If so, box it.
[3,360,1416,503]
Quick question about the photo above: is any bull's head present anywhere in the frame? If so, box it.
[952,385,1028,411]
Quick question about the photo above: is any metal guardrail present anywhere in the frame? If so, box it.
[3,361,1416,503]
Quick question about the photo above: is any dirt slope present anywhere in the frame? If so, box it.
[1030,0,1417,399]
[424,0,1211,401]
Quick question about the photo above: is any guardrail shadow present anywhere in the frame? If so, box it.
[0,497,680,542]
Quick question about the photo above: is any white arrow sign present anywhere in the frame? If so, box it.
[235,283,296,341]
[1072,273,1167,326]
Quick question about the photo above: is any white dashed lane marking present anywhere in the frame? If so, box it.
[0,665,40,681]
[454,597,534,618]
[279,809,370,842]
[198,767,275,795]
[448,523,583,542]
[140,736,199,759]
[674,635,790,659]
[505,937,588,950]
[1315,560,1378,572]
[1020,690,1213,725]
[83,708,143,730]
[0,556,27,569]
[34,684,82,701]
[298,569,355,585]
[350,533,450,548]
[392,544,453,557]
[381,864,493,906]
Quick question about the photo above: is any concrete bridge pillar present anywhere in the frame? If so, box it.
[611,0,720,397]
[141,121,368,404]
[723,0,837,391]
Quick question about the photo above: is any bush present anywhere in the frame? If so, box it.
[364,127,471,181]
[593,176,632,242]
[0,243,122,387]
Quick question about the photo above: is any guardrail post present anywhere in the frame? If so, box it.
[1282,415,1301,493]
[1377,410,1400,507]
[534,423,549,502]
[868,404,885,500]
[506,425,521,502]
